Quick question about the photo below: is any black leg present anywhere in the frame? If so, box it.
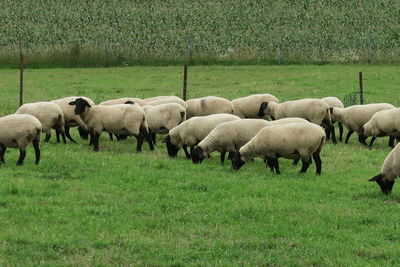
[135,134,144,152]
[292,158,299,165]
[65,127,76,143]
[273,158,280,175]
[388,136,395,148]
[0,144,6,164]
[299,158,310,173]
[358,133,368,146]
[61,131,67,144]
[144,132,154,151]
[265,157,275,172]
[56,129,60,143]
[16,149,26,165]
[345,130,354,144]
[93,132,100,152]
[338,122,344,142]
[109,133,114,141]
[313,151,322,175]
[220,152,226,165]
[228,151,235,160]
[44,133,51,142]
[183,144,191,159]
[330,125,337,144]
[325,126,331,140]
[151,133,156,145]
[32,139,40,164]
[367,136,377,149]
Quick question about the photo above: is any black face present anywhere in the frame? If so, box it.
[191,147,205,164]
[369,174,395,194]
[69,98,91,115]
[162,135,179,157]
[125,101,135,105]
[231,151,246,170]
[258,102,268,118]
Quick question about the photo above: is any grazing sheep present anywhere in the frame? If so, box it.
[191,117,308,165]
[16,101,66,144]
[331,103,395,145]
[368,143,400,194]
[258,98,334,143]
[145,96,187,109]
[143,103,186,145]
[232,94,279,119]
[321,97,345,142]
[99,97,148,107]
[359,108,400,149]
[0,114,41,165]
[162,114,240,158]
[52,96,95,143]
[186,96,234,119]
[232,122,326,175]
[68,98,154,152]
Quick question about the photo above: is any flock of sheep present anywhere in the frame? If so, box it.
[0,94,399,194]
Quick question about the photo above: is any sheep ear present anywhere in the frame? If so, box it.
[85,102,92,108]
[329,107,334,114]
[69,101,76,105]
[369,174,382,182]
[125,101,135,105]
[258,102,268,117]
[161,135,170,144]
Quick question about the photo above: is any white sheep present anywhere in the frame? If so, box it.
[52,96,95,143]
[16,101,66,144]
[331,103,395,145]
[99,97,148,107]
[143,103,186,145]
[162,114,240,158]
[359,108,400,149]
[321,96,345,142]
[369,143,400,194]
[258,98,333,143]
[0,114,42,165]
[191,117,308,165]
[232,94,279,119]
[68,98,154,152]
[186,96,234,119]
[145,96,188,109]
[232,122,326,175]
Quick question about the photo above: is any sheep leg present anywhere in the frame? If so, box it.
[44,133,51,142]
[273,158,280,174]
[358,133,368,146]
[92,132,100,152]
[338,122,344,142]
[183,144,191,159]
[32,139,40,164]
[313,151,322,175]
[150,133,156,145]
[134,134,144,152]
[345,130,354,144]
[0,144,6,164]
[330,125,337,144]
[220,152,226,165]
[325,126,331,140]
[368,136,377,149]
[292,158,299,165]
[228,151,235,160]
[109,133,114,141]
[299,158,310,173]
[388,136,395,148]
[265,157,275,173]
[65,126,77,143]
[16,149,26,166]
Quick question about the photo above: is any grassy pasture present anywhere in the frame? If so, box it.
[1,65,400,266]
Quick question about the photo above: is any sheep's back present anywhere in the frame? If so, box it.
[0,114,41,148]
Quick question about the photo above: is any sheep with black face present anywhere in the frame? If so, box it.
[69,98,154,152]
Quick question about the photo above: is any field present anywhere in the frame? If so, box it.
[2,1,400,66]
[1,65,400,265]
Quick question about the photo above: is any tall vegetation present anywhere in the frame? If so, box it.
[1,0,400,67]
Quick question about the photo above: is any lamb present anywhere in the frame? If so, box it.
[321,97,345,142]
[191,117,308,165]
[0,114,41,165]
[331,103,395,145]
[162,114,241,159]
[231,122,326,175]
[99,97,148,107]
[16,102,66,144]
[368,143,400,194]
[143,103,186,145]
[258,98,334,142]
[145,96,187,109]
[68,98,154,152]
[359,108,400,149]
[232,94,279,119]
[52,96,95,143]
[186,96,234,119]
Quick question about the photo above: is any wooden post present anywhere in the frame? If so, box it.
[359,72,364,104]
[367,32,372,64]
[275,33,281,65]
[19,40,24,107]
[104,42,109,68]
[187,37,192,65]
[183,64,188,101]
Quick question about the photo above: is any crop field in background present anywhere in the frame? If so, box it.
[2,0,400,67]
[1,65,400,265]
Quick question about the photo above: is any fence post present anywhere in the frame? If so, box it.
[19,40,24,107]
[104,41,109,68]
[359,72,364,104]
[275,33,281,65]
[183,64,188,101]
[367,32,372,64]
[187,36,192,65]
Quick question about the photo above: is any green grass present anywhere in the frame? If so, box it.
[1,65,400,266]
